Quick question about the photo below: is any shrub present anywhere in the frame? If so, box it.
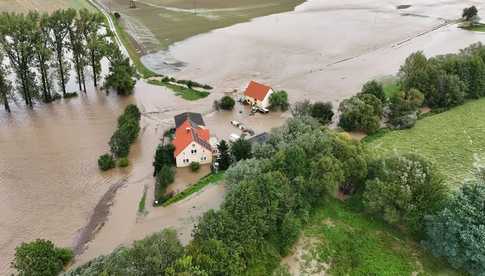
[338,96,380,134]
[230,138,252,162]
[219,96,235,110]
[190,161,200,172]
[12,239,73,276]
[155,165,175,201]
[98,154,115,171]
[269,90,289,111]
[388,89,424,129]
[117,157,130,167]
[109,129,131,158]
[311,101,334,125]
[363,154,448,234]
[153,144,175,176]
[425,177,485,275]
[357,93,383,117]
[291,100,312,117]
[361,80,386,102]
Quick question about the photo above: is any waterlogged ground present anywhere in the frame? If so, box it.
[0,0,95,13]
[2,0,485,274]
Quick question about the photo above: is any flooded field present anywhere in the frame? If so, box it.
[0,0,95,13]
[2,0,485,274]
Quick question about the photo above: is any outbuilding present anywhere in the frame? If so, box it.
[244,81,274,109]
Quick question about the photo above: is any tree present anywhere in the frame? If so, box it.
[357,93,383,117]
[231,138,252,162]
[35,13,54,102]
[48,9,75,97]
[388,89,424,129]
[79,9,107,88]
[310,101,334,125]
[269,90,289,111]
[218,96,235,110]
[156,165,175,199]
[462,6,478,22]
[216,140,231,170]
[338,96,380,134]
[291,100,312,117]
[105,46,136,95]
[399,52,438,105]
[98,153,115,171]
[12,239,73,276]
[153,144,175,176]
[0,51,12,112]
[363,154,448,234]
[0,12,39,108]
[69,13,88,93]
[361,80,386,102]
[309,155,345,198]
[424,177,485,275]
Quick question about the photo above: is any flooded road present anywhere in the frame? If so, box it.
[2,0,485,274]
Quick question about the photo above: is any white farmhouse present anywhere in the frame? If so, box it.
[173,113,213,168]
[244,81,274,109]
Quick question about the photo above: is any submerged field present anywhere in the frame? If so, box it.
[366,98,485,187]
[0,0,95,13]
[100,0,305,53]
[283,200,463,275]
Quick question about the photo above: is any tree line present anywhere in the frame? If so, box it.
[0,9,136,113]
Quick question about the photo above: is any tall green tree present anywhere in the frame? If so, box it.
[0,50,12,112]
[105,45,136,95]
[216,140,231,170]
[79,9,106,88]
[230,138,252,162]
[69,12,88,93]
[0,12,39,108]
[48,9,75,97]
[35,13,54,102]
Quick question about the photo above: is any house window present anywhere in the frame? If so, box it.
[201,156,207,161]
[183,159,189,163]
[191,149,197,154]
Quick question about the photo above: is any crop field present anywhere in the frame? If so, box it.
[285,200,463,275]
[366,98,485,187]
[0,0,96,13]
[100,0,304,53]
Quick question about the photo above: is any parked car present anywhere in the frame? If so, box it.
[230,120,240,127]
[238,124,246,131]
[258,107,269,114]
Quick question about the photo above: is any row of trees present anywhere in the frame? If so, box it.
[0,9,137,113]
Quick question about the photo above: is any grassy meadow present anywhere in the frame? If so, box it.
[366,98,485,187]
[101,0,305,53]
[0,0,95,13]
[287,200,463,275]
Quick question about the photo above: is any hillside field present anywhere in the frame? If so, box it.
[0,0,95,13]
[366,98,485,187]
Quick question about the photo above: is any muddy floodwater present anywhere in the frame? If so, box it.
[2,0,485,274]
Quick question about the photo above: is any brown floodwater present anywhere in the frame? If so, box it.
[2,0,485,274]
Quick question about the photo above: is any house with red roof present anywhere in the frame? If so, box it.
[173,112,213,168]
[244,81,275,109]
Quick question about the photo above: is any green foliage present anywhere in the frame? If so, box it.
[153,144,176,176]
[358,93,383,117]
[98,153,115,171]
[12,239,73,276]
[230,138,253,162]
[108,104,141,158]
[310,101,334,125]
[163,172,224,206]
[190,161,200,172]
[338,96,381,134]
[105,46,137,95]
[117,157,130,168]
[269,90,289,111]
[218,96,235,110]
[388,88,424,129]
[216,140,231,170]
[361,80,386,102]
[155,165,175,200]
[462,6,478,21]
[363,154,449,234]
[424,177,485,275]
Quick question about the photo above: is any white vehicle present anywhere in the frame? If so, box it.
[238,124,246,131]
[258,107,269,114]
[230,133,240,142]
[230,120,240,127]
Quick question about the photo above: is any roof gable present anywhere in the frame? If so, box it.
[244,81,272,101]
[174,112,205,128]
[173,119,211,156]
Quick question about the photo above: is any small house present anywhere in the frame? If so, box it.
[173,112,213,168]
[244,81,274,109]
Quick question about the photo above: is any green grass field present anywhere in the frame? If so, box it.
[163,172,224,206]
[292,200,463,275]
[147,79,210,100]
[366,98,485,187]
[0,0,96,13]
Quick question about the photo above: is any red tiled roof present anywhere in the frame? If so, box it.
[173,119,211,156]
[244,81,272,101]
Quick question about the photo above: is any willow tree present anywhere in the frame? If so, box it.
[0,50,12,112]
[0,12,38,108]
[69,14,87,93]
[79,9,107,88]
[35,13,54,102]
[48,9,75,97]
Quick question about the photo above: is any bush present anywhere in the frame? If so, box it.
[230,138,253,162]
[358,93,383,117]
[311,101,334,125]
[361,80,386,102]
[109,129,131,158]
[153,144,175,176]
[363,154,448,234]
[190,161,200,172]
[338,96,380,134]
[155,165,175,201]
[269,90,289,111]
[98,154,115,171]
[219,96,235,110]
[117,157,130,167]
[12,239,73,276]
[425,177,485,275]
